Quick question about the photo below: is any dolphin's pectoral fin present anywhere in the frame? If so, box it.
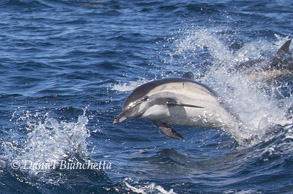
[153,121,184,140]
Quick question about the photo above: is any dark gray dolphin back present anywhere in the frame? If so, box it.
[123,76,217,111]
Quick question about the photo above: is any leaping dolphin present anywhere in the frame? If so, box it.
[228,40,292,79]
[113,72,244,140]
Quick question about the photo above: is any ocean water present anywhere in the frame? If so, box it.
[0,0,292,193]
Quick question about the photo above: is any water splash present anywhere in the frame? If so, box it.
[112,78,152,92]
[175,28,234,64]
[172,27,292,144]
[2,109,90,176]
[121,177,177,194]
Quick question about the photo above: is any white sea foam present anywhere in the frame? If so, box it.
[112,78,152,92]
[2,110,90,176]
[122,178,177,194]
[175,28,234,64]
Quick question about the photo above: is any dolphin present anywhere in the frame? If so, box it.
[228,40,292,79]
[113,72,244,140]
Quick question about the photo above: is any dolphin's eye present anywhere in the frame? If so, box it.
[142,96,149,101]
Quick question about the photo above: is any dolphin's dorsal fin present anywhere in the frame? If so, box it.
[277,40,291,56]
[182,72,194,80]
[153,121,183,140]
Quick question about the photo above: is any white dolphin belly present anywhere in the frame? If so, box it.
[142,100,238,130]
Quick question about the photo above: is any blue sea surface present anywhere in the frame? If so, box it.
[0,0,292,193]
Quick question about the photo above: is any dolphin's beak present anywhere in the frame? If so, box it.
[113,118,119,124]
[113,112,127,124]
[113,117,121,124]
